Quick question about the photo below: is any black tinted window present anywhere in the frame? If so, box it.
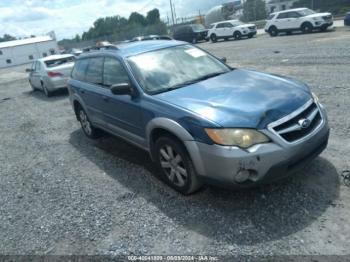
[217,23,225,28]
[267,14,275,20]
[277,13,288,19]
[72,59,89,81]
[85,57,104,85]
[103,58,129,87]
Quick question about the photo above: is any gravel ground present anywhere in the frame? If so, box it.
[0,28,350,257]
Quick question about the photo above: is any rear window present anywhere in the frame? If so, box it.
[45,56,75,68]
[71,59,89,81]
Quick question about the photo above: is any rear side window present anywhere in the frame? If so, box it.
[288,12,301,18]
[103,58,129,87]
[85,57,104,85]
[277,13,288,19]
[216,23,225,28]
[72,59,89,81]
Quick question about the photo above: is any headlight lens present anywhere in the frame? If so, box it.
[204,128,270,148]
[312,92,319,103]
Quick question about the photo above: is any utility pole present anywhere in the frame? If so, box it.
[311,0,314,10]
[169,0,175,26]
[173,2,177,25]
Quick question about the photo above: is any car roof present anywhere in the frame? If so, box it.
[38,54,74,62]
[79,40,186,58]
[272,7,308,15]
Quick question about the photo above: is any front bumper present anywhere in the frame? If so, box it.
[185,106,330,188]
[313,20,333,29]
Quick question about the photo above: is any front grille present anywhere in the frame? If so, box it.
[271,102,323,143]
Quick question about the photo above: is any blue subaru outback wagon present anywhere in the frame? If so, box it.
[68,40,329,195]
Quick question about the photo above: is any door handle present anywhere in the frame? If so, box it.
[102,95,110,102]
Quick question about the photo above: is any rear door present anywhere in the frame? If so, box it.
[101,56,144,139]
[215,23,226,37]
[73,57,106,126]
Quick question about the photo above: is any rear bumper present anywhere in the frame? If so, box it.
[185,105,330,188]
[45,77,69,91]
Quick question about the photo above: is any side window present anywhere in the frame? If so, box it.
[36,62,41,71]
[103,57,129,87]
[31,62,36,71]
[288,12,301,18]
[277,13,288,19]
[72,59,89,81]
[85,57,104,85]
[225,23,233,28]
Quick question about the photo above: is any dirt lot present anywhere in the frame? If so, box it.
[0,28,350,257]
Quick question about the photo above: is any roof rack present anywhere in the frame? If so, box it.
[82,44,118,53]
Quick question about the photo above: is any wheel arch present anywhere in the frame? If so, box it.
[146,118,205,175]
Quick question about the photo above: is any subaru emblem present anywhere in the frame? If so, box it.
[298,119,311,129]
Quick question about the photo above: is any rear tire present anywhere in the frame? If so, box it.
[301,22,313,34]
[210,34,217,43]
[154,136,202,195]
[29,80,36,91]
[77,107,101,139]
[269,26,279,37]
[234,31,242,40]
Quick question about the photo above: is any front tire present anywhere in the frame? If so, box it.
[301,22,313,34]
[210,34,217,43]
[154,136,202,195]
[234,31,242,40]
[78,107,101,139]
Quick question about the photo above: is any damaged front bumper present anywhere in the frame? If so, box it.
[185,104,330,188]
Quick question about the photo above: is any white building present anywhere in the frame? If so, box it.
[0,35,58,68]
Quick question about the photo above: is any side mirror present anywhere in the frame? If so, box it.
[110,83,133,96]
[220,57,227,63]
[26,68,33,72]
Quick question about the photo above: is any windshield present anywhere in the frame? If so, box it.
[231,21,243,26]
[191,24,205,31]
[127,45,230,94]
[45,56,75,68]
[298,8,316,16]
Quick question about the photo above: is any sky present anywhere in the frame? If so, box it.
[0,0,232,40]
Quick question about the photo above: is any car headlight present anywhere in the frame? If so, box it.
[204,128,270,148]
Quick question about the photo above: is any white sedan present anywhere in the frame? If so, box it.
[26,54,75,97]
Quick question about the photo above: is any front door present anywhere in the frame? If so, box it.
[30,61,41,88]
[101,57,144,143]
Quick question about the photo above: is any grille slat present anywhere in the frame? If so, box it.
[271,102,323,143]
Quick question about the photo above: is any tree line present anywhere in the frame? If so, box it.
[59,8,167,48]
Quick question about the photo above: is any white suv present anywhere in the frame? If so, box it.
[265,8,333,37]
[207,20,257,42]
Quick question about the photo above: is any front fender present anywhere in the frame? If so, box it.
[146,117,206,175]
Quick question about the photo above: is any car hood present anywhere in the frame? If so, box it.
[307,12,331,18]
[155,69,312,129]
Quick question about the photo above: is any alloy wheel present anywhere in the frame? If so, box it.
[159,144,188,187]
[79,110,92,136]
